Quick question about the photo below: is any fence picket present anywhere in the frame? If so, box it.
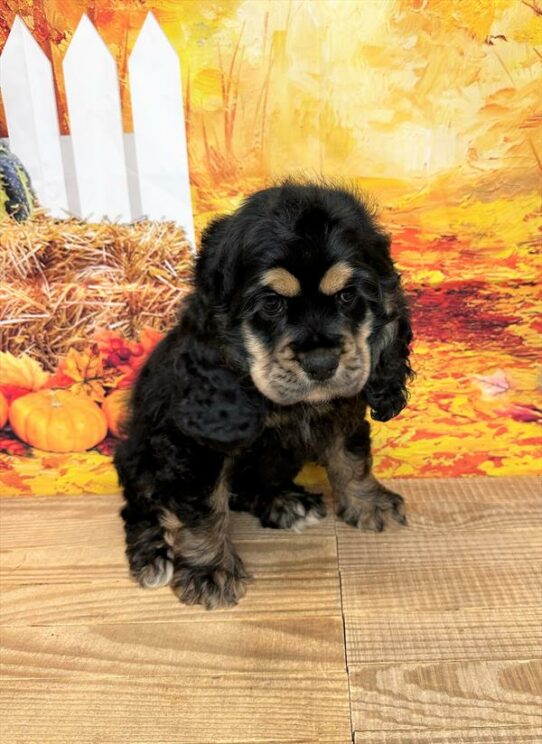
[63,14,131,221]
[0,15,68,217]
[129,13,195,246]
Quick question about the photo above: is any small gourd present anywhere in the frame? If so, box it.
[0,144,36,222]
[9,390,107,452]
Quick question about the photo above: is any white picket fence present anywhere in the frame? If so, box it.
[0,13,195,247]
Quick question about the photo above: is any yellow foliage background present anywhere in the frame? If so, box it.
[0,0,540,492]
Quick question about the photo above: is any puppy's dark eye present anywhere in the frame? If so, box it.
[337,287,357,305]
[261,295,285,317]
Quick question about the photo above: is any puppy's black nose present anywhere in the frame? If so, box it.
[298,348,340,381]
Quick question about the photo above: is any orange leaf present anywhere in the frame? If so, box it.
[64,348,104,384]
[69,379,107,403]
[0,468,31,493]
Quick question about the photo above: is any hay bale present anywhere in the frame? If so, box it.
[0,214,194,370]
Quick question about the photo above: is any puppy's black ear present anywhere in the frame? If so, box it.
[195,215,238,305]
[174,297,267,452]
[364,274,414,422]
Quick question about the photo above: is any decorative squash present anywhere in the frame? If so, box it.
[0,391,8,429]
[102,389,130,438]
[9,390,107,452]
[0,144,36,222]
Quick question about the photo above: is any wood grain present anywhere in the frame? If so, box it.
[342,478,542,741]
[337,526,542,568]
[0,535,339,585]
[338,479,542,615]
[345,607,542,664]
[340,559,541,614]
[0,571,341,626]
[350,659,542,731]
[336,475,542,542]
[0,489,335,551]
[354,727,542,743]
[0,482,342,628]
[0,673,352,744]
[1,476,541,744]
[0,616,346,678]
[369,477,542,524]
[0,494,123,549]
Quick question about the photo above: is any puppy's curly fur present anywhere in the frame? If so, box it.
[115,181,413,609]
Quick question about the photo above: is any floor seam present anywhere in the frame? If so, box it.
[332,493,356,744]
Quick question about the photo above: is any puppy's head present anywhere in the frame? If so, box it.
[196,181,413,421]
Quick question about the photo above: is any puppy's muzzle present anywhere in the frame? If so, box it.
[297,347,341,381]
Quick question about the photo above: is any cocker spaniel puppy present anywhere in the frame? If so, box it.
[114,181,413,609]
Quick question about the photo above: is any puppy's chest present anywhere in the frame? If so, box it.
[265,403,335,453]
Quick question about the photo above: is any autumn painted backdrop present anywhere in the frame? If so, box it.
[0,0,541,493]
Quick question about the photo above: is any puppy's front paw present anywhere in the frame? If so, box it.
[134,555,174,589]
[260,491,327,532]
[338,487,406,532]
[171,554,250,610]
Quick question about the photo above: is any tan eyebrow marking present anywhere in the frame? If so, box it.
[319,261,353,295]
[261,268,301,297]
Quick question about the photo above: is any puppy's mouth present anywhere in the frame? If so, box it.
[243,327,371,406]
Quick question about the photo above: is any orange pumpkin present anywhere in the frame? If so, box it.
[9,390,107,452]
[102,389,130,438]
[0,391,8,429]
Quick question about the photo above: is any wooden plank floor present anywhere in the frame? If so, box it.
[1,477,541,743]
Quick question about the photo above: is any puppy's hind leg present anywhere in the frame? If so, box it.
[120,505,173,589]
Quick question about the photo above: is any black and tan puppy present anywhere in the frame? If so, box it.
[114,181,413,609]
